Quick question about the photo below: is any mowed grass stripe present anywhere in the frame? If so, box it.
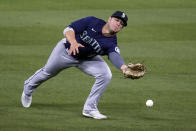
[0,0,196,11]
[0,8,196,27]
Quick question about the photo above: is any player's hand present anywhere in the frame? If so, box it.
[121,64,128,73]
[68,42,84,55]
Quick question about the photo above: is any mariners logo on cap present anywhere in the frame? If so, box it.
[121,13,125,18]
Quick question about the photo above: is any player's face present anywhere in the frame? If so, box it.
[108,17,124,33]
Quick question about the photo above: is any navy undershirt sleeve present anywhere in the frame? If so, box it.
[108,52,125,70]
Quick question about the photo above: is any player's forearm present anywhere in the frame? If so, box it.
[108,52,126,71]
[63,27,77,45]
[65,30,78,45]
[63,27,84,55]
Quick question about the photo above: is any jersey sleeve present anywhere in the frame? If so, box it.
[108,52,125,70]
[106,37,121,55]
[69,16,95,34]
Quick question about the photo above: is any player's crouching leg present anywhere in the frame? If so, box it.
[82,63,112,119]
[21,67,56,108]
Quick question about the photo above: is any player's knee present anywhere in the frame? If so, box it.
[107,71,112,80]
[43,70,52,78]
[102,70,112,82]
[42,67,58,78]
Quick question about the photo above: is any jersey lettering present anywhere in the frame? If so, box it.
[80,30,103,54]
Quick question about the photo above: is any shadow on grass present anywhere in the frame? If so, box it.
[31,102,83,111]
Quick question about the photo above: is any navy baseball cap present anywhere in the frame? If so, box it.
[111,11,128,26]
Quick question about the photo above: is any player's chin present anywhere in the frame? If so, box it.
[113,30,120,34]
[113,28,121,33]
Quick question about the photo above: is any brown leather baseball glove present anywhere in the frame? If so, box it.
[124,63,147,79]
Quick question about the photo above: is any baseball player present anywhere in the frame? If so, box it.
[22,11,128,120]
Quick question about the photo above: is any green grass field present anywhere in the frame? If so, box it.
[0,0,196,130]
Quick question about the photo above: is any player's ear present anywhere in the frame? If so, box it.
[108,17,112,22]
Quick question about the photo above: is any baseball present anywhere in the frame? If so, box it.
[146,100,153,107]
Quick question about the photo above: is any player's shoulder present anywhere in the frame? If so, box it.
[86,16,103,20]
[106,34,117,43]
[86,16,105,24]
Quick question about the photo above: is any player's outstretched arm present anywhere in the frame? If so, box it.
[108,52,127,73]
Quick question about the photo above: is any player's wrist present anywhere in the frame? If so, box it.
[121,64,127,73]
[69,40,78,45]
